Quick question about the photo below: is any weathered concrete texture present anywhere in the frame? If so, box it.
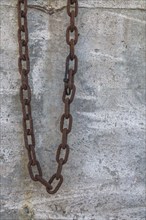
[1,0,146,9]
[0,0,146,219]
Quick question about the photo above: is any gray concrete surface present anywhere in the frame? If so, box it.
[0,0,146,219]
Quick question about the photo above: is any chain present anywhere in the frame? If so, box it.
[17,0,78,194]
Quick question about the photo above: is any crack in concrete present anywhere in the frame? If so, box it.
[28,5,66,15]
[28,5,146,14]
[1,3,145,12]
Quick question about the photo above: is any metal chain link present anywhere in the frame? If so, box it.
[17,0,78,194]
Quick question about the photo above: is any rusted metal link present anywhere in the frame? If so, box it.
[22,114,35,150]
[61,128,68,149]
[56,144,70,164]
[70,11,75,30]
[18,28,28,46]
[46,174,63,194]
[20,72,28,89]
[67,0,78,17]
[68,69,74,89]
[64,98,70,118]
[64,55,78,84]
[23,116,34,136]
[66,25,78,45]
[66,55,78,75]
[69,39,75,60]
[18,54,30,74]
[56,158,64,180]
[27,144,37,165]
[62,84,76,104]
[60,113,73,134]
[28,160,42,181]
[20,84,31,102]
[64,68,74,95]
[21,101,32,121]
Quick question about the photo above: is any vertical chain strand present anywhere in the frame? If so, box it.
[18,0,42,186]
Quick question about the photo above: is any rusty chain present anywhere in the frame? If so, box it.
[17,0,78,194]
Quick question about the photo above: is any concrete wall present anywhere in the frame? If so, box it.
[1,0,146,219]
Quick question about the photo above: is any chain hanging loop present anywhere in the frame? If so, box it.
[17,0,78,194]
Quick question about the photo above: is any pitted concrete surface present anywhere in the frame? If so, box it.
[0,0,146,219]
